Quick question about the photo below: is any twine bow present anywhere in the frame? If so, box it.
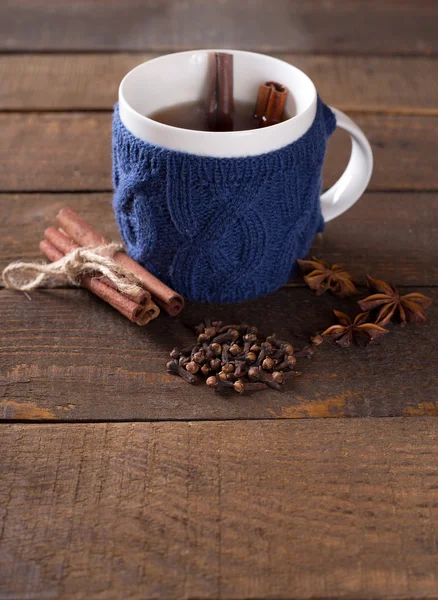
[2,243,145,300]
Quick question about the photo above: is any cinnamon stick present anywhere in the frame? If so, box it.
[253,83,272,122]
[39,239,153,324]
[136,304,161,326]
[254,81,287,127]
[206,52,218,131]
[56,207,184,316]
[206,52,234,132]
[44,227,152,306]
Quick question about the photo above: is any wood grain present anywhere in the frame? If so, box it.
[1,113,438,192]
[1,286,436,422]
[1,0,437,54]
[2,418,438,599]
[1,192,437,286]
[0,113,111,191]
[0,4,437,598]
[1,54,437,113]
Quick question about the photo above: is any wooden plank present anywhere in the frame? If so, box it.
[2,418,438,598]
[1,54,438,113]
[1,286,437,422]
[1,192,437,286]
[0,0,437,54]
[0,113,111,192]
[0,113,438,192]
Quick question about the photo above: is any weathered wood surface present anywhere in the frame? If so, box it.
[1,287,436,421]
[1,192,437,286]
[1,1,437,598]
[2,418,438,599]
[2,54,438,114]
[1,113,438,192]
[1,0,437,54]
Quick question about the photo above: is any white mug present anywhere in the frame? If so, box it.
[118,49,373,222]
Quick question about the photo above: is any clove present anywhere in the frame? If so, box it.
[248,365,282,391]
[193,350,206,364]
[210,342,222,356]
[272,371,284,384]
[170,347,180,360]
[234,360,249,379]
[276,356,297,370]
[167,359,198,385]
[179,355,190,367]
[229,343,242,357]
[212,328,240,345]
[210,358,222,372]
[186,361,200,374]
[218,322,250,334]
[234,380,267,394]
[222,362,235,374]
[255,342,273,366]
[222,343,230,364]
[245,351,257,364]
[206,375,234,393]
[201,363,211,377]
[262,356,275,371]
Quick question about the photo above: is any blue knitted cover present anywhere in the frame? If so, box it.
[112,98,336,303]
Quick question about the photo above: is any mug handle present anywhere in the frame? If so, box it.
[320,107,373,223]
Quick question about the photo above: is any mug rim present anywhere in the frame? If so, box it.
[118,49,318,157]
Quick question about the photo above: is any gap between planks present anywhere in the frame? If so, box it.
[0,414,437,425]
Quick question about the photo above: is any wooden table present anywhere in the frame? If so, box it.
[1,2,438,598]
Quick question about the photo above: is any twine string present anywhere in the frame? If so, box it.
[2,243,145,299]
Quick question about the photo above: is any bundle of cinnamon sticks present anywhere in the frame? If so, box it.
[40,207,184,325]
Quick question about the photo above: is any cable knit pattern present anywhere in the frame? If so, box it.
[112,98,336,303]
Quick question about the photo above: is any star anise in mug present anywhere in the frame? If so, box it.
[321,310,389,348]
[297,257,358,297]
[358,276,432,326]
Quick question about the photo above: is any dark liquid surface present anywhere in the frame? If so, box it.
[148,100,290,131]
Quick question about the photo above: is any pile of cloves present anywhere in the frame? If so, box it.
[167,321,300,394]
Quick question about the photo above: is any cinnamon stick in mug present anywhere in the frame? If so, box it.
[206,52,234,132]
[254,81,287,127]
[56,207,184,316]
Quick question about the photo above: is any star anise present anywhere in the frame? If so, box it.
[358,275,432,326]
[297,257,358,297]
[321,310,389,348]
